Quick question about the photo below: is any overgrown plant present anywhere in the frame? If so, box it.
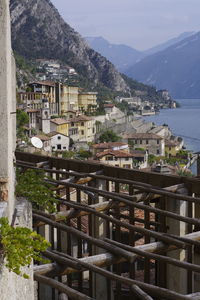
[0,217,50,278]
[16,169,57,213]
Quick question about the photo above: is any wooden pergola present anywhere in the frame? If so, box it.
[16,151,200,300]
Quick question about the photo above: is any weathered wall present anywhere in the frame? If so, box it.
[0,0,16,219]
[0,199,35,300]
[0,1,34,299]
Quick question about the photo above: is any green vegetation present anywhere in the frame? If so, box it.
[16,109,29,140]
[62,150,74,159]
[177,169,193,177]
[62,149,92,160]
[114,100,129,113]
[14,52,36,74]
[0,217,50,278]
[16,169,57,213]
[99,130,121,143]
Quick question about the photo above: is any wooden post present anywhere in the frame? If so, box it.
[165,187,188,294]
[92,179,113,300]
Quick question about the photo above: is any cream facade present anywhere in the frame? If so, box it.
[96,150,135,169]
[60,85,79,113]
[69,115,96,142]
[78,92,97,112]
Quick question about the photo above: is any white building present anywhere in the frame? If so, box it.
[47,132,70,152]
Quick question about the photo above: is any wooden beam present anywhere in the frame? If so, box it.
[34,273,94,300]
[34,231,200,277]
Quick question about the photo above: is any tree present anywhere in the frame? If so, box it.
[16,109,29,139]
[99,130,121,143]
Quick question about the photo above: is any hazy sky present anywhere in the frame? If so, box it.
[51,0,200,50]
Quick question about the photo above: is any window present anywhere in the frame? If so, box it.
[169,147,171,151]
[140,140,142,144]
[57,144,61,150]
[157,140,160,145]
[81,122,84,126]
[146,140,149,144]
[71,122,74,127]
[57,136,61,140]
[115,165,119,167]
[135,140,137,144]
[125,157,129,161]
[63,147,66,150]
[81,130,84,135]
[52,146,55,149]
[123,164,131,169]
[115,157,118,161]
[106,156,113,161]
[157,149,160,155]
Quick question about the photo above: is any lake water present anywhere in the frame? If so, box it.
[144,99,200,174]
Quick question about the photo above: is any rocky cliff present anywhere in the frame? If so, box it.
[10,0,129,92]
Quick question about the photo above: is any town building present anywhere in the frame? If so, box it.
[165,138,183,157]
[35,135,51,152]
[47,132,69,152]
[50,118,70,136]
[78,92,97,112]
[60,85,79,113]
[96,150,136,168]
[123,133,165,156]
[28,81,56,103]
[69,115,96,142]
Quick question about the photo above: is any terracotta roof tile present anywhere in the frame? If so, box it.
[50,118,69,125]
[96,150,136,159]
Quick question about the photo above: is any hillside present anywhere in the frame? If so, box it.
[126,32,200,98]
[144,32,195,56]
[85,36,143,72]
[10,0,129,93]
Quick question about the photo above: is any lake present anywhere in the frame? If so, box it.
[144,99,200,174]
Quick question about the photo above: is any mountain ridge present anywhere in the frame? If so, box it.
[125,31,200,98]
[85,36,143,72]
[10,0,129,93]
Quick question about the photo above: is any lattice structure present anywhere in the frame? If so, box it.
[16,151,200,300]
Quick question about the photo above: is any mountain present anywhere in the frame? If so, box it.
[10,0,129,93]
[126,32,200,98]
[144,32,195,56]
[85,36,143,72]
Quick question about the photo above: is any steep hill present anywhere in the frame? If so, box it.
[10,0,129,92]
[126,32,200,98]
[85,36,143,72]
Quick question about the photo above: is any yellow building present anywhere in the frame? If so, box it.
[165,139,182,157]
[96,150,135,169]
[50,118,70,136]
[60,85,79,114]
[69,115,95,142]
[78,92,98,112]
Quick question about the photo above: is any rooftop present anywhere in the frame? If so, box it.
[96,150,137,158]
[50,118,69,125]
[124,133,163,140]
[92,142,128,149]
